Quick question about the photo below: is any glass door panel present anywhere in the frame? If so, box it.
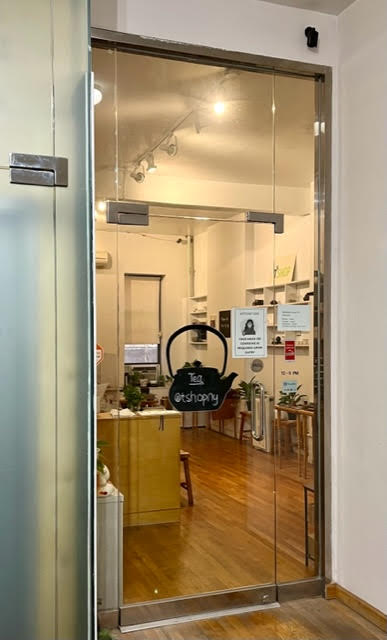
[95,208,278,626]
[273,74,319,583]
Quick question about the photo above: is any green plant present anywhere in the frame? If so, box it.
[183,360,202,368]
[126,369,141,386]
[238,376,256,410]
[97,440,108,474]
[278,385,307,407]
[157,373,172,386]
[123,384,144,411]
[98,630,113,640]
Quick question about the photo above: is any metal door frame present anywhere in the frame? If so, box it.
[91,29,332,629]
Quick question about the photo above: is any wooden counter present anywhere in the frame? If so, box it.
[97,412,182,527]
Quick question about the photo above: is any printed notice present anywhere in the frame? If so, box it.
[277,304,310,332]
[231,307,267,359]
[282,380,298,393]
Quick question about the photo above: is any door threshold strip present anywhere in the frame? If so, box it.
[119,601,280,633]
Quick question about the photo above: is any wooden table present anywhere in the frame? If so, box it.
[98,412,182,527]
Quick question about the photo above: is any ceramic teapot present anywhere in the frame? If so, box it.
[166,324,238,412]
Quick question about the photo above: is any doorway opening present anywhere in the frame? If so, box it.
[93,39,328,631]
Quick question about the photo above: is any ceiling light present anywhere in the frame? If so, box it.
[213,101,225,115]
[160,134,178,157]
[96,200,106,212]
[146,153,157,173]
[93,86,103,106]
[130,165,145,183]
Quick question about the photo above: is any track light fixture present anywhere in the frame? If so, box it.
[145,153,157,173]
[130,164,145,183]
[160,134,178,157]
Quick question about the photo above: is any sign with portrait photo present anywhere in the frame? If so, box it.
[231,307,267,359]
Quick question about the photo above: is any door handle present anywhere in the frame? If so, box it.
[251,382,265,441]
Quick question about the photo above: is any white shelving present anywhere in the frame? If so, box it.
[245,279,312,353]
[189,294,207,301]
[188,294,208,348]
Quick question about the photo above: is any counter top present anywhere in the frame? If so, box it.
[97,410,181,421]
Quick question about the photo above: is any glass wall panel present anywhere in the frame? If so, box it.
[53,1,93,637]
[0,2,92,639]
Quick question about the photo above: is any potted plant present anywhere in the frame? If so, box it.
[238,376,256,411]
[277,384,307,419]
[123,384,144,412]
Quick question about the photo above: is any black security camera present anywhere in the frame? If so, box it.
[305,26,319,48]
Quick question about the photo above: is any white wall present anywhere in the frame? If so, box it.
[96,229,188,387]
[336,0,387,613]
[91,0,337,67]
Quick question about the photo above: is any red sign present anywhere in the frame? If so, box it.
[284,340,295,361]
[96,343,104,366]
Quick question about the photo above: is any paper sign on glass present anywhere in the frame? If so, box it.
[231,307,267,359]
[277,304,310,332]
[282,380,298,393]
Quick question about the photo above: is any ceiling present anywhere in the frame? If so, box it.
[93,48,315,200]
[262,0,356,15]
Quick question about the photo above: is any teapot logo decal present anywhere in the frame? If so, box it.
[166,324,238,412]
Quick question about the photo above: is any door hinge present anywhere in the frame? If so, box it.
[9,153,68,187]
[246,211,284,234]
[106,200,149,226]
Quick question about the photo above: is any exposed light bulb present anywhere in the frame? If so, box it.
[213,101,225,115]
[146,153,157,173]
[93,87,103,106]
[97,200,106,212]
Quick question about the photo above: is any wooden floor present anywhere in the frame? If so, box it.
[123,428,315,603]
[111,598,387,639]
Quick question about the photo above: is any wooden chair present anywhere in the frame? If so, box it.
[296,408,315,479]
[211,397,239,437]
[274,405,297,468]
[275,405,315,479]
[180,450,194,506]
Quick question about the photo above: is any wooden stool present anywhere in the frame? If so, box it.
[239,410,252,441]
[180,450,194,506]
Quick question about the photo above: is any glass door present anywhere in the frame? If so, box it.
[93,43,320,630]
[96,209,278,627]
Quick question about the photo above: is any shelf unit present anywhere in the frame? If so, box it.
[246,279,312,353]
[188,295,208,348]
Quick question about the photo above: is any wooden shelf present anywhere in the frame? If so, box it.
[189,341,208,346]
[190,311,207,316]
[190,294,207,301]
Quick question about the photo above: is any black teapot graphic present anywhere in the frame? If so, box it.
[166,324,238,412]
